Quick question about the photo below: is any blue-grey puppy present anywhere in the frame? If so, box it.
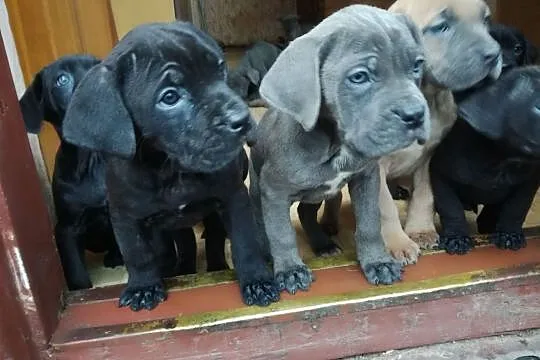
[249,5,430,294]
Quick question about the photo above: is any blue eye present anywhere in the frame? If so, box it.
[55,74,70,87]
[430,22,450,34]
[160,89,181,106]
[348,71,369,84]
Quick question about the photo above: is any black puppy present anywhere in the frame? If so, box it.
[490,23,537,70]
[20,55,229,291]
[227,41,282,106]
[62,21,279,311]
[396,24,538,203]
[431,66,540,255]
[19,54,125,290]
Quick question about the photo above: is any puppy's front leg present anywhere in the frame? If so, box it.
[111,213,166,311]
[487,177,540,250]
[404,158,439,249]
[222,186,280,306]
[379,165,420,265]
[350,162,403,285]
[261,184,314,294]
[430,171,473,255]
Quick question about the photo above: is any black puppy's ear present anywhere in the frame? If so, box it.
[457,71,525,140]
[246,68,261,85]
[63,65,136,158]
[19,72,44,134]
[260,34,324,132]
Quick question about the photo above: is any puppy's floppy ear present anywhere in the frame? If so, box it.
[19,72,45,134]
[457,72,524,140]
[260,35,323,132]
[246,68,261,85]
[63,64,136,158]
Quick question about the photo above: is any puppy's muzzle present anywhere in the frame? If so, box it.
[392,104,425,128]
[225,108,253,136]
[392,103,428,145]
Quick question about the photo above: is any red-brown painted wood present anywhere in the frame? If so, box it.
[52,274,540,360]
[0,30,64,359]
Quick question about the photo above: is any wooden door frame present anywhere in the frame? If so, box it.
[0,32,64,360]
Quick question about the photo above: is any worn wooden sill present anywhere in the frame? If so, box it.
[49,230,540,360]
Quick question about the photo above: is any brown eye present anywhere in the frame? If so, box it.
[348,70,369,84]
[514,44,524,56]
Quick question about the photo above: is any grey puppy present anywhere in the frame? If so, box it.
[249,5,430,294]
[227,41,282,107]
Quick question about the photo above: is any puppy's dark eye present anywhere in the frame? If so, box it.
[159,89,181,106]
[429,22,450,34]
[413,59,425,77]
[514,44,524,56]
[348,71,369,84]
[483,15,492,26]
[55,74,70,87]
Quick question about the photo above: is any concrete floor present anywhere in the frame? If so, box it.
[347,329,540,360]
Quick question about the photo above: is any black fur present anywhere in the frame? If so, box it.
[19,55,125,290]
[62,22,278,311]
[490,23,537,70]
[432,66,540,255]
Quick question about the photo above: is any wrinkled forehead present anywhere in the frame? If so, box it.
[391,0,489,28]
[108,23,224,77]
[314,6,422,61]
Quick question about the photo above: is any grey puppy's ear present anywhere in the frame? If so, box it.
[259,35,323,132]
[19,72,45,134]
[63,65,136,158]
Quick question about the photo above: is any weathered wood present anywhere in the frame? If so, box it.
[0,30,64,360]
[51,236,540,359]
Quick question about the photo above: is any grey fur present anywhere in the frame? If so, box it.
[249,5,430,293]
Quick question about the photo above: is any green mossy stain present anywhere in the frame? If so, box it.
[119,265,539,336]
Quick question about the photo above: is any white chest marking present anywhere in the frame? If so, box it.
[324,171,354,195]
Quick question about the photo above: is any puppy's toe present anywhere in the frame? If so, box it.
[363,261,403,285]
[275,265,314,295]
[314,243,342,257]
[408,230,440,250]
[385,235,420,265]
[489,231,527,251]
[438,234,475,255]
[242,281,280,307]
[118,283,167,312]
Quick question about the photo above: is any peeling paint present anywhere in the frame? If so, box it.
[3,229,36,312]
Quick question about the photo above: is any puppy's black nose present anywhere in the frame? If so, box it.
[485,50,501,65]
[394,105,425,128]
[227,110,252,134]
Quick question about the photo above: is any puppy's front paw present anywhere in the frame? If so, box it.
[408,230,439,250]
[363,260,403,285]
[489,231,527,251]
[275,265,314,295]
[242,281,280,307]
[439,234,475,255]
[119,283,167,311]
[313,242,342,257]
[384,232,420,265]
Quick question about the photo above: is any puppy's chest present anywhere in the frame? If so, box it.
[293,171,354,202]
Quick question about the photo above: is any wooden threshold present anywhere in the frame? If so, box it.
[50,232,540,359]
